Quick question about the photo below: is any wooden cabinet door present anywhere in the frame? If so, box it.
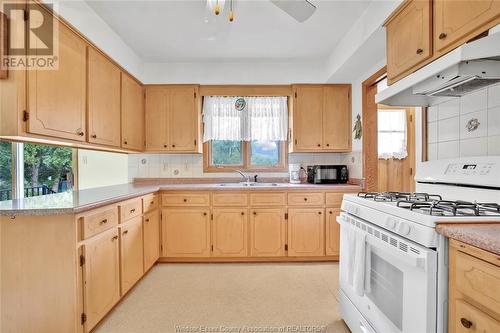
[249,208,286,257]
[212,208,248,257]
[325,208,341,256]
[287,208,325,257]
[83,228,120,331]
[162,208,210,257]
[87,48,121,147]
[119,217,144,295]
[121,73,144,150]
[168,86,198,152]
[292,86,324,151]
[27,22,86,141]
[386,0,432,83]
[434,0,500,55]
[143,209,160,270]
[145,87,168,151]
[322,85,352,151]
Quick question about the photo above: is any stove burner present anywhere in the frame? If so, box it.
[357,192,500,217]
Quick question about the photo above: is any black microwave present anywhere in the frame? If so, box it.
[307,165,348,184]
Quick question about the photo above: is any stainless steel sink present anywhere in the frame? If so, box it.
[216,182,282,187]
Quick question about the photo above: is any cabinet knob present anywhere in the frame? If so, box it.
[91,134,97,139]
[100,219,108,225]
[172,144,176,148]
[203,212,207,216]
[183,198,187,202]
[317,144,321,147]
[460,318,472,329]
[326,143,330,147]
[77,130,84,136]
[130,208,136,213]
[304,197,308,201]
[329,211,333,214]
[145,218,150,222]
[123,230,128,235]
[124,140,128,145]
[241,212,245,215]
[439,32,447,40]
[318,211,322,215]
[416,48,423,54]
[112,235,118,241]
[253,212,257,215]
[164,144,168,148]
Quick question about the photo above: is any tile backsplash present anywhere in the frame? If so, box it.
[427,83,500,160]
[128,152,363,182]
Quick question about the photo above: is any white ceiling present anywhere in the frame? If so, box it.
[85,0,372,62]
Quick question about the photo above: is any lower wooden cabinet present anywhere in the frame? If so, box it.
[212,208,248,257]
[287,208,325,257]
[143,209,160,270]
[161,208,211,257]
[119,217,144,295]
[249,208,286,257]
[83,228,121,331]
[325,208,341,256]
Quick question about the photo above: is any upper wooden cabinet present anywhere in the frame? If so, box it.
[386,0,432,84]
[87,48,121,147]
[27,21,87,141]
[386,0,500,84]
[434,0,500,55]
[291,85,351,152]
[145,85,201,153]
[121,73,144,150]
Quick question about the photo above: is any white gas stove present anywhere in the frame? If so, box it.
[338,157,500,333]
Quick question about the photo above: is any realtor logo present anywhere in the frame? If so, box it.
[1,1,59,71]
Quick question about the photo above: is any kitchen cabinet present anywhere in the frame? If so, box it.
[434,0,500,56]
[386,0,432,84]
[212,208,248,257]
[325,208,341,256]
[161,208,211,257]
[87,48,121,147]
[449,239,500,333]
[291,85,351,152]
[119,217,144,295]
[121,73,144,150]
[143,209,160,270]
[27,20,87,141]
[82,228,121,331]
[249,208,286,257]
[287,208,325,257]
[145,85,200,153]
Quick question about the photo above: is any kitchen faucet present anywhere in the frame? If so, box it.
[234,169,251,184]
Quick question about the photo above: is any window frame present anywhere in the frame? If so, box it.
[203,140,288,173]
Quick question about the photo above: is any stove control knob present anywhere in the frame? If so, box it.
[398,222,411,235]
[385,217,397,230]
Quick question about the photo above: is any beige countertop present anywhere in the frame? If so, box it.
[436,223,500,256]
[0,182,361,216]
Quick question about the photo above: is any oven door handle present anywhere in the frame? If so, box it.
[366,234,427,269]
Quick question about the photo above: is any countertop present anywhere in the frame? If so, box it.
[0,182,362,216]
[436,223,500,256]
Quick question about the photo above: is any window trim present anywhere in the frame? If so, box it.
[203,141,288,173]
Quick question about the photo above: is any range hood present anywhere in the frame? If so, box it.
[376,30,500,106]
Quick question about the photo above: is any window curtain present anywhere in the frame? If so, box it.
[378,110,408,160]
[202,96,288,142]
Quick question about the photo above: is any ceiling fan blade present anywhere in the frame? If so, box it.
[270,0,316,22]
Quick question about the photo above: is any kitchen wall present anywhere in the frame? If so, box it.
[427,83,500,160]
[78,150,128,190]
[128,152,361,182]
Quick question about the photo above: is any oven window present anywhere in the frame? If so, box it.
[366,251,404,330]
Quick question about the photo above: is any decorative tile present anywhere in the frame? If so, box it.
[460,137,488,157]
[460,110,487,139]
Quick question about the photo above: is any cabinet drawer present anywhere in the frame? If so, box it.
[455,250,500,316]
[250,192,286,206]
[287,192,324,206]
[142,193,159,213]
[162,192,210,206]
[454,299,500,333]
[81,206,119,240]
[119,198,142,222]
[213,192,248,206]
[325,193,344,207]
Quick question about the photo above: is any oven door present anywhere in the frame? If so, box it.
[339,213,437,333]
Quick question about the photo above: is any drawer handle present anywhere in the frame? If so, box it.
[130,208,136,213]
[112,235,118,241]
[100,218,108,225]
[183,198,187,202]
[123,230,128,235]
[439,32,447,40]
[460,318,472,329]
[416,48,423,54]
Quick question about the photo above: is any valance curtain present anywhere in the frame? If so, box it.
[378,109,408,160]
[202,96,288,142]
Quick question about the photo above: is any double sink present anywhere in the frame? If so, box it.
[216,182,283,187]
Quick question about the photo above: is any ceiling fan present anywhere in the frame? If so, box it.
[207,0,317,23]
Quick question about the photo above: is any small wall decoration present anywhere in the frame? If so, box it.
[466,118,480,132]
[353,114,362,140]
[234,97,246,111]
